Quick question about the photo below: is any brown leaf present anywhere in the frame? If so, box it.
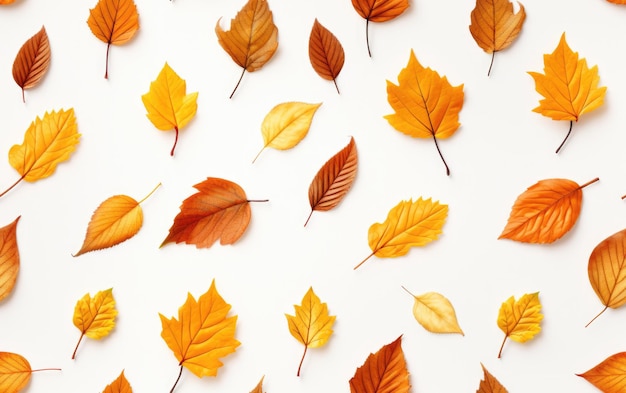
[0,217,20,302]
[12,26,51,103]
[351,0,409,56]
[477,363,508,393]
[309,19,345,94]
[349,336,410,393]
[250,376,265,393]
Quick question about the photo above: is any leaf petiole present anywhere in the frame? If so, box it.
[497,335,508,358]
[487,51,496,76]
[138,183,162,204]
[354,252,375,270]
[171,126,179,156]
[0,174,26,199]
[585,306,608,328]
[230,67,246,99]
[432,134,450,176]
[365,19,371,57]
[169,365,183,393]
[72,333,85,360]
[297,345,308,376]
[555,120,574,154]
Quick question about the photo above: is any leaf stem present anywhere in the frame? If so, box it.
[365,19,371,57]
[497,335,507,358]
[354,252,374,270]
[170,126,179,156]
[578,177,599,190]
[487,51,495,76]
[585,306,608,328]
[31,368,62,373]
[432,134,450,176]
[105,42,111,79]
[247,199,269,203]
[555,120,573,154]
[72,333,84,359]
[333,78,340,95]
[230,67,246,99]
[138,183,162,204]
[400,285,415,298]
[252,146,266,164]
[170,365,183,393]
[21,88,25,103]
[304,210,314,227]
[0,174,26,199]
[297,345,308,377]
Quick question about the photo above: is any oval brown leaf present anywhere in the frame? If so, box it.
[305,137,357,226]
[577,352,626,392]
[0,217,20,302]
[349,335,410,393]
[309,19,345,94]
[351,0,408,56]
[12,26,51,103]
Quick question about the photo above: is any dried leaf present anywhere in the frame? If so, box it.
[351,0,408,56]
[285,287,335,376]
[87,0,139,79]
[12,26,51,103]
[305,136,357,226]
[356,197,448,269]
[497,292,542,358]
[72,288,118,359]
[1,109,80,199]
[528,33,606,153]
[0,217,20,302]
[469,0,525,76]
[253,102,322,163]
[385,49,464,175]
[349,336,410,393]
[216,0,278,98]
[577,352,626,393]
[309,19,345,94]
[477,363,508,393]
[499,177,598,244]
[401,286,463,335]
[141,63,198,156]
[250,376,265,393]
[159,280,240,393]
[103,370,132,393]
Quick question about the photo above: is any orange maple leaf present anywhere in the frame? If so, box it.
[349,336,410,393]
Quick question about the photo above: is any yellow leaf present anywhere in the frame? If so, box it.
[496,292,542,358]
[0,217,20,302]
[103,370,132,393]
[141,63,198,156]
[249,376,265,393]
[385,49,464,175]
[356,197,448,269]
[577,352,626,393]
[477,363,508,393]
[528,33,606,153]
[401,286,463,335]
[285,287,335,376]
[253,102,322,163]
[159,280,239,392]
[72,288,118,360]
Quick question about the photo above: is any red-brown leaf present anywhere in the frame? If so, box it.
[309,19,345,94]
[349,336,410,393]
[12,26,51,103]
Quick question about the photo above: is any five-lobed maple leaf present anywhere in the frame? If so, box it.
[87,0,140,79]
[577,352,626,392]
[103,370,133,393]
[159,280,240,393]
[356,197,448,269]
[285,287,336,376]
[0,352,60,393]
[497,292,542,358]
[499,177,599,244]
[0,217,20,302]
[529,33,606,153]
[385,49,464,176]
[72,288,118,359]
[12,26,51,103]
[401,286,464,335]
[477,363,508,393]
[309,19,345,94]
[349,335,410,393]
[216,0,278,98]
[142,62,198,156]
[351,0,409,57]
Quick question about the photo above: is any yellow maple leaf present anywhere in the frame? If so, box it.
[103,370,133,393]
[497,292,542,358]
[401,286,463,335]
[72,288,118,359]
[159,280,239,393]
[285,287,335,376]
[385,49,464,175]
[528,33,606,153]
[141,63,198,156]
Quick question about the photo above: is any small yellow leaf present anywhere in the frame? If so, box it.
[103,370,132,393]
[577,352,626,392]
[285,287,335,376]
[402,286,463,335]
[72,288,118,359]
[0,217,20,302]
[496,292,542,358]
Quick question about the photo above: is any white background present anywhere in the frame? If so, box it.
[1,0,625,392]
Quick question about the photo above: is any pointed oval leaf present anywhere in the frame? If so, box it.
[477,363,508,393]
[0,217,20,302]
[349,336,410,393]
[250,376,265,393]
[12,26,51,103]
[0,352,31,393]
[497,292,542,358]
[577,352,626,393]
[403,287,463,335]
[103,370,132,393]
[309,19,345,94]
[72,288,118,359]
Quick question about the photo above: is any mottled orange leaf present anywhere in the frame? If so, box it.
[216,0,278,98]
[477,363,508,393]
[159,280,240,393]
[0,352,60,393]
[577,352,626,393]
[499,177,598,244]
[401,286,464,335]
[469,0,525,75]
[250,376,265,393]
[72,288,118,359]
[87,0,139,79]
[305,137,357,226]
[351,0,408,56]
[0,217,20,302]
[385,49,464,175]
[349,336,410,393]
[103,370,132,393]
[309,19,344,94]
[529,33,606,153]
[497,292,542,358]
[12,26,51,103]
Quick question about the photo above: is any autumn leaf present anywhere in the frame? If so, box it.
[12,26,51,103]
[0,0,16,4]
[401,286,463,335]
[0,109,80,199]
[577,352,626,392]
[497,292,542,358]
[285,287,335,376]
[250,376,265,393]
[0,217,20,302]
[529,33,606,153]
[355,197,448,269]
[87,0,139,79]
[499,177,598,244]
[477,363,508,393]
[159,280,240,393]
[0,352,60,393]
[103,370,132,393]
[607,0,626,3]
[351,0,408,57]
[141,63,198,156]
[305,136,357,226]
[253,102,322,163]
[349,336,410,393]
[216,0,278,98]
[309,19,345,94]
[72,288,118,359]
[385,49,464,175]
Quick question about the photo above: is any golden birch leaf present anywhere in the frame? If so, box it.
[286,287,335,376]
[103,370,132,393]
[349,336,410,393]
[528,33,607,153]
[577,352,626,392]
[216,0,278,98]
[72,288,118,359]
[401,286,463,335]
[250,376,265,393]
[351,0,408,57]
[499,177,598,244]
[253,102,322,163]
[87,0,139,79]
[0,217,20,302]
[141,63,198,156]
[159,280,240,393]
[12,26,51,103]
[309,19,345,94]
[477,363,508,393]
[496,292,542,358]
[0,352,59,393]
[355,197,448,269]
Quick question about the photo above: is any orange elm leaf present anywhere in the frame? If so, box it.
[72,288,118,360]
[577,352,626,392]
[309,19,345,94]
[12,26,51,103]
[477,363,508,393]
[0,352,60,393]
[351,0,408,57]
[349,336,410,393]
[0,216,20,302]
[103,370,132,393]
